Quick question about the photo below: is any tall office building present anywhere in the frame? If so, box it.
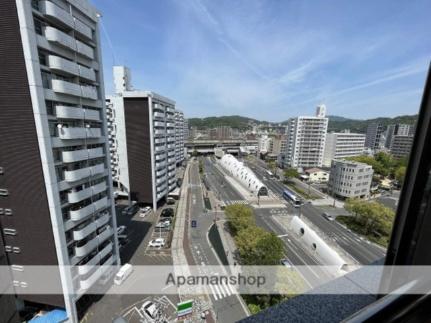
[107,67,179,209]
[365,123,385,150]
[281,106,328,168]
[390,135,414,159]
[175,110,185,165]
[0,0,120,321]
[323,131,366,167]
[385,124,412,148]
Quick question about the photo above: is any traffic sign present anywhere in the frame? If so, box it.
[177,300,193,319]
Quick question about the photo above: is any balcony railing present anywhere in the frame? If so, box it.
[154,121,165,127]
[80,85,98,100]
[154,130,165,136]
[64,163,105,183]
[76,40,94,59]
[69,196,109,222]
[68,181,107,204]
[155,154,166,161]
[79,65,96,82]
[72,212,110,241]
[73,18,93,40]
[40,1,74,28]
[56,106,100,121]
[51,79,81,97]
[154,112,165,119]
[58,127,101,140]
[62,147,104,163]
[79,254,114,290]
[77,242,112,276]
[155,145,166,152]
[156,161,167,169]
[47,55,79,76]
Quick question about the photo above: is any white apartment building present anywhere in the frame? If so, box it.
[107,67,179,209]
[323,131,366,167]
[175,110,185,165]
[0,0,120,321]
[281,105,329,168]
[328,160,374,199]
[258,134,271,153]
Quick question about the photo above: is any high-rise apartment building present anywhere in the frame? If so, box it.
[365,123,385,150]
[184,119,189,141]
[390,135,414,159]
[385,124,412,148]
[323,131,366,167]
[270,134,287,156]
[0,0,120,321]
[175,110,185,165]
[257,134,272,153]
[281,106,328,168]
[107,67,179,209]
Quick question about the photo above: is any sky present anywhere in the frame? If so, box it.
[93,0,431,121]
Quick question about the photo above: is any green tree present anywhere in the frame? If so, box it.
[395,166,406,186]
[283,168,299,183]
[225,204,255,235]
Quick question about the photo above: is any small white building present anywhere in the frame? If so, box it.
[304,168,329,182]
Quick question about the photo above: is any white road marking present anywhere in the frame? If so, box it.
[208,284,219,301]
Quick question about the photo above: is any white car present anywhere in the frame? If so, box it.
[140,206,152,218]
[148,238,165,248]
[155,220,171,228]
[322,213,335,221]
[117,225,126,235]
[141,301,159,321]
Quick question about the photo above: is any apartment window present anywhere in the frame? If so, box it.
[45,100,54,115]
[38,52,47,66]
[33,18,43,35]
[0,189,9,196]
[41,71,52,88]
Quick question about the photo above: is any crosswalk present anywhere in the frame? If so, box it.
[224,200,249,206]
[207,279,237,301]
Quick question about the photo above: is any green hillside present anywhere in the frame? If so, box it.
[188,115,264,130]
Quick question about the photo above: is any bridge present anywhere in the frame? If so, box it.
[185,139,258,154]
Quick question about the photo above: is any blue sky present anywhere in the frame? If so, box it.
[93,0,431,121]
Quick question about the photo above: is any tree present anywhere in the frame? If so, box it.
[395,166,406,186]
[283,168,299,183]
[225,204,255,235]
[199,160,204,174]
[267,161,276,172]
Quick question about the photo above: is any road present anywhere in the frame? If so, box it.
[188,159,248,323]
[246,159,386,265]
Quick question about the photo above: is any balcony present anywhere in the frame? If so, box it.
[166,107,175,114]
[156,161,167,169]
[51,79,81,97]
[76,40,94,59]
[167,144,175,149]
[58,127,101,140]
[167,136,175,142]
[40,1,74,28]
[72,212,110,241]
[168,172,175,178]
[62,147,104,163]
[155,154,166,161]
[80,85,98,100]
[167,130,175,135]
[77,242,112,276]
[79,254,114,290]
[78,65,96,82]
[168,164,175,171]
[68,181,107,204]
[166,122,175,127]
[154,138,165,144]
[73,19,93,40]
[156,183,168,192]
[44,26,76,51]
[69,196,109,221]
[56,106,100,121]
[47,55,79,76]
[64,163,105,183]
[156,177,166,185]
[168,158,176,164]
[154,130,165,136]
[168,151,175,157]
[74,226,113,258]
[154,121,165,127]
[155,145,166,153]
[156,169,166,177]
[154,112,165,119]
[168,177,176,184]
[169,184,176,191]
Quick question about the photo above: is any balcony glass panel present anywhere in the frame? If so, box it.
[56,106,100,121]
[68,181,107,203]
[69,196,109,221]
[40,1,74,28]
[72,212,110,240]
[77,242,112,276]
[64,163,105,183]
[58,127,101,140]
[79,255,114,290]
[62,147,104,163]
[47,55,78,75]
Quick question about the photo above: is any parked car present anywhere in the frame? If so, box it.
[322,212,335,221]
[161,208,174,218]
[280,258,293,268]
[155,221,170,229]
[141,301,159,321]
[114,263,133,285]
[148,238,165,248]
[117,225,126,235]
[166,197,175,205]
[140,206,152,218]
[122,204,139,216]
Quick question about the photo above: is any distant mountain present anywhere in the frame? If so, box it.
[327,114,418,133]
[187,114,418,133]
[188,115,265,130]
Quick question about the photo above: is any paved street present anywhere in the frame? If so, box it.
[188,159,248,323]
[246,160,386,265]
[82,204,180,323]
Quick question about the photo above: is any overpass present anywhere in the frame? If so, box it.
[185,139,258,155]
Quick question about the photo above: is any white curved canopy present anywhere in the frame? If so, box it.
[220,154,268,196]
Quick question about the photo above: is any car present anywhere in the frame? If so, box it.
[148,238,166,248]
[166,197,175,205]
[117,225,126,235]
[140,206,152,217]
[141,301,159,321]
[155,221,170,228]
[114,263,133,285]
[322,212,335,221]
[161,208,174,218]
[122,204,139,216]
[280,258,293,268]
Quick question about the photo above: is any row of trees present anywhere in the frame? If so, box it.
[344,198,395,244]
[224,204,287,313]
[348,152,407,184]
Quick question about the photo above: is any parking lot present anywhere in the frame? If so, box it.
[82,199,180,323]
